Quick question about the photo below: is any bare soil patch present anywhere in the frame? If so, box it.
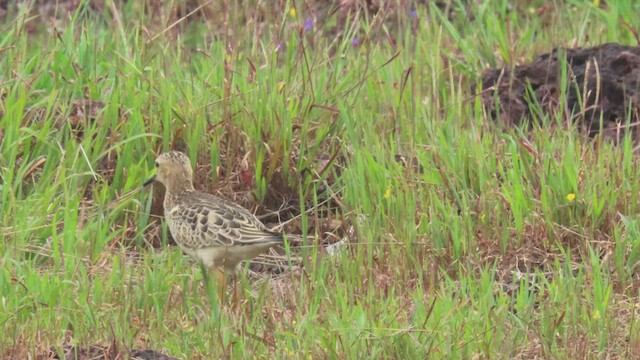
[480,43,640,144]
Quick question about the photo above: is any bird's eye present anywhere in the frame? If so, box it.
[155,161,159,168]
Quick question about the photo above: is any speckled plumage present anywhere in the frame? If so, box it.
[145,151,284,274]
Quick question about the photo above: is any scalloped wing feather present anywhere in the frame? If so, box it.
[166,191,283,251]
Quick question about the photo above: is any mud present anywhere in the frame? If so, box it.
[480,43,640,142]
[46,345,179,360]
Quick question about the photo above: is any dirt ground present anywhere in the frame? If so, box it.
[480,43,640,143]
[44,345,179,360]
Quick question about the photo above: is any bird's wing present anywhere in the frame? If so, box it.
[169,192,283,249]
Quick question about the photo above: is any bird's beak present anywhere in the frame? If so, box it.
[142,175,157,188]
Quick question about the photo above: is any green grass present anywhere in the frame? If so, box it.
[2,0,640,358]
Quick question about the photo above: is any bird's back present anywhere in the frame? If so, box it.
[164,190,283,268]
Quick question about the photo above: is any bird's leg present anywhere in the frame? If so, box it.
[232,273,240,309]
[215,268,227,303]
[200,262,215,305]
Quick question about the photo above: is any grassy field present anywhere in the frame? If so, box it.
[2,0,640,358]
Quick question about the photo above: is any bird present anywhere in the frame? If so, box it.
[142,151,286,301]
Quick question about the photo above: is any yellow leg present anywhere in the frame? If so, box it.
[215,268,227,303]
[231,274,239,310]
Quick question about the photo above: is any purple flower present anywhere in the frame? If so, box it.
[352,37,359,47]
[304,17,313,32]
[410,9,417,18]
[275,43,283,52]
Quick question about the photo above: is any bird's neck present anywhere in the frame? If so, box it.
[164,181,195,204]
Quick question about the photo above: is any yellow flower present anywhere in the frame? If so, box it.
[566,193,576,202]
[384,187,391,199]
[593,0,600,6]
[289,7,296,17]
[592,309,600,320]
[277,82,286,92]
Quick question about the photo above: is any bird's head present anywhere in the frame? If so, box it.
[143,151,195,193]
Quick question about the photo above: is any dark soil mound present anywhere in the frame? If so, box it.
[47,345,179,360]
[480,43,640,142]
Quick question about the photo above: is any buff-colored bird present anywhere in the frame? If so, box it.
[143,151,284,301]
